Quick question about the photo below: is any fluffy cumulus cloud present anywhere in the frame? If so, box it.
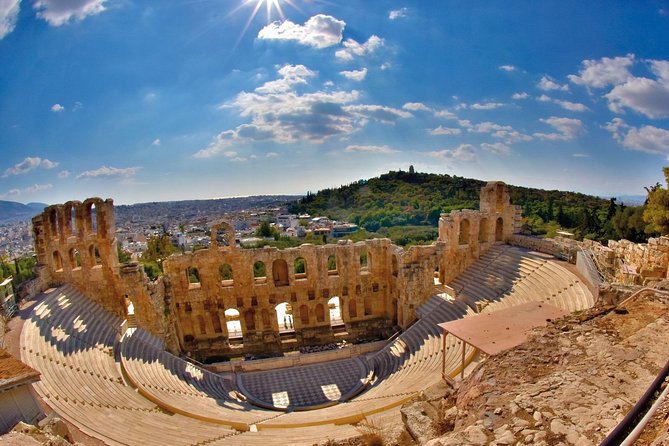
[402,102,431,112]
[51,103,65,112]
[512,92,529,100]
[605,60,669,118]
[537,75,569,91]
[0,0,20,39]
[388,7,408,20]
[427,144,476,162]
[499,65,517,72]
[606,118,669,158]
[430,125,461,136]
[537,95,589,112]
[3,156,58,177]
[481,142,512,155]
[34,0,107,26]
[0,183,52,199]
[76,166,141,179]
[335,35,384,61]
[568,54,634,88]
[340,68,367,82]
[344,144,397,154]
[534,116,584,141]
[195,64,411,158]
[257,14,345,48]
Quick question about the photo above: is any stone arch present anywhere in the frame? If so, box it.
[294,257,307,278]
[327,254,337,275]
[364,296,373,316]
[495,217,504,242]
[224,308,241,338]
[479,217,489,242]
[261,308,271,330]
[187,267,201,286]
[459,218,470,245]
[89,244,102,266]
[52,250,63,271]
[63,202,76,238]
[328,296,342,325]
[219,263,233,286]
[68,248,81,269]
[84,201,97,235]
[253,261,266,282]
[211,221,235,248]
[272,259,289,286]
[244,309,256,332]
[211,312,223,334]
[48,208,59,240]
[348,298,357,319]
[299,304,309,325]
[197,315,207,335]
[275,302,294,331]
[315,303,325,323]
[359,248,368,271]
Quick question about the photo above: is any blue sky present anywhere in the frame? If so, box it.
[1,0,669,205]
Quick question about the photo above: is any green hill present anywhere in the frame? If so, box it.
[288,169,647,245]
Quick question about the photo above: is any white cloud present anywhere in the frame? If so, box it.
[344,144,397,154]
[493,129,533,143]
[427,144,476,162]
[481,142,512,155]
[534,116,584,141]
[606,118,669,158]
[403,102,430,111]
[257,14,345,48]
[76,166,141,179]
[335,35,384,61]
[0,183,52,199]
[430,125,461,136]
[388,7,408,20]
[537,94,588,112]
[605,60,669,119]
[51,103,65,112]
[568,54,634,88]
[572,153,590,158]
[196,65,411,158]
[57,170,70,179]
[512,92,529,100]
[34,0,107,27]
[265,152,278,158]
[3,156,58,177]
[152,138,161,146]
[340,68,368,82]
[537,75,569,91]
[434,109,456,120]
[0,0,20,39]
[470,102,504,110]
[499,65,517,72]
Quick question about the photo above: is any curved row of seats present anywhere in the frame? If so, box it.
[451,245,594,314]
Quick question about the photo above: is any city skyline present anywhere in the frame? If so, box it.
[1,1,669,205]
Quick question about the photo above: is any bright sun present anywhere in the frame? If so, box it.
[243,0,295,23]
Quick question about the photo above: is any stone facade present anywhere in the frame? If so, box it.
[31,181,523,361]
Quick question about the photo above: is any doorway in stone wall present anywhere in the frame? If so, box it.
[275,302,294,334]
[224,308,242,339]
[328,296,342,325]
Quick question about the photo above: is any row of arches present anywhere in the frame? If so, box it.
[51,245,103,272]
[458,217,504,245]
[46,200,108,242]
[181,295,377,342]
[185,252,373,289]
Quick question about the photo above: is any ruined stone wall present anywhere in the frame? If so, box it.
[585,237,669,285]
[438,181,522,283]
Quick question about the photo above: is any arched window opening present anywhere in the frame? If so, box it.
[211,312,223,334]
[348,298,357,319]
[272,259,289,286]
[244,309,256,332]
[52,251,63,272]
[315,304,325,323]
[64,205,75,238]
[224,308,242,338]
[459,219,470,245]
[495,217,504,242]
[48,209,59,239]
[219,264,233,286]
[359,250,368,271]
[479,218,489,243]
[89,244,102,266]
[253,261,266,283]
[328,296,342,326]
[364,297,373,316]
[89,203,97,234]
[299,304,309,326]
[434,266,443,286]
[327,255,337,275]
[392,255,399,277]
[294,257,307,279]
[275,302,294,332]
[261,308,271,330]
[197,315,207,335]
[68,248,81,269]
[187,267,201,287]
[496,184,504,212]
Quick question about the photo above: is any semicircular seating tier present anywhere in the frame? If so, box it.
[20,244,594,445]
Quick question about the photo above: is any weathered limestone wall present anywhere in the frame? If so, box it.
[32,181,524,361]
[509,234,582,261]
[585,237,669,285]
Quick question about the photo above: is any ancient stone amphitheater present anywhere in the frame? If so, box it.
[17,182,607,445]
